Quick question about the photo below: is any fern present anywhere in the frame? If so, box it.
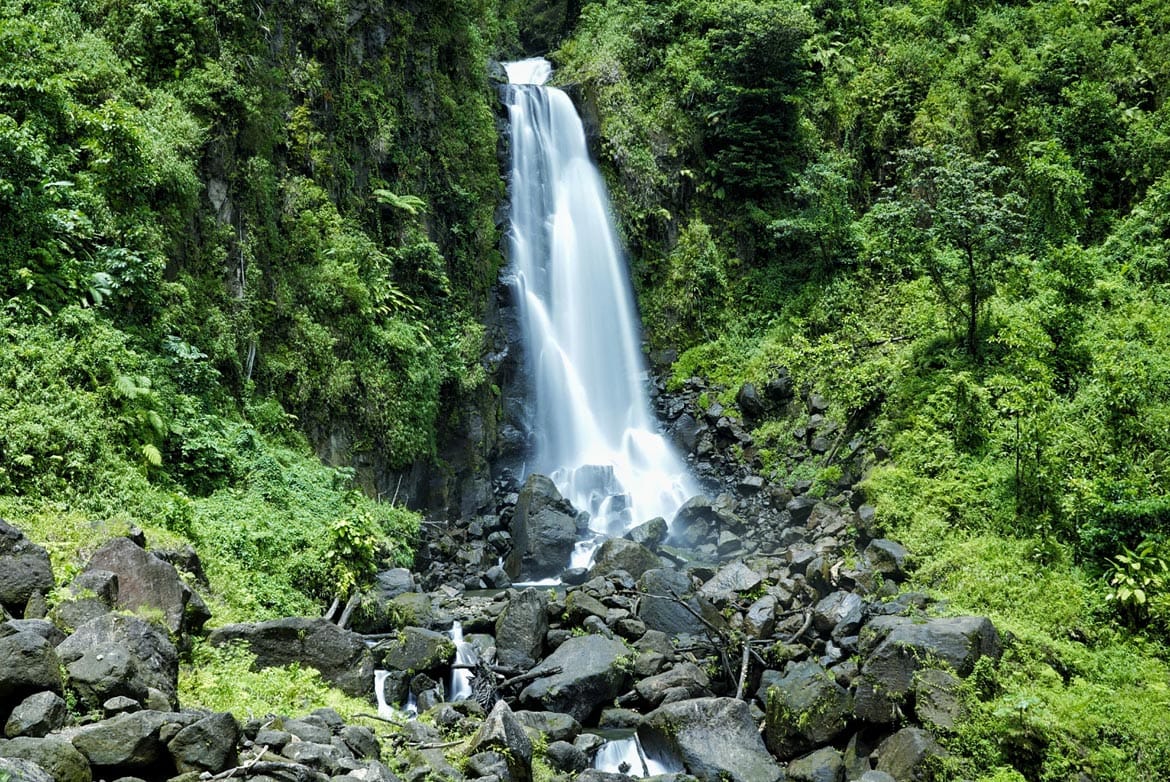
[372,189,427,215]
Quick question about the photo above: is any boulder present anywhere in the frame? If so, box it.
[669,496,721,547]
[634,662,710,708]
[56,614,178,710]
[70,710,195,772]
[636,569,710,638]
[507,474,577,579]
[167,711,239,774]
[875,727,946,781]
[0,757,54,782]
[513,711,581,743]
[744,595,777,638]
[467,700,533,782]
[209,617,374,697]
[0,736,91,782]
[519,635,633,723]
[813,591,864,639]
[786,496,819,526]
[736,383,767,420]
[913,669,967,731]
[854,615,1000,723]
[85,537,209,637]
[786,747,845,782]
[495,588,549,670]
[864,540,911,582]
[373,627,453,675]
[0,626,62,708]
[639,697,784,782]
[698,562,763,603]
[5,692,68,738]
[671,413,703,453]
[588,538,660,580]
[764,661,851,759]
[351,569,418,634]
[546,740,588,773]
[624,517,668,551]
[0,520,54,617]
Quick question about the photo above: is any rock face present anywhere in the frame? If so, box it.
[507,474,578,580]
[495,588,549,670]
[765,661,852,759]
[588,538,661,580]
[854,615,1001,723]
[208,617,375,697]
[467,700,533,782]
[639,697,785,782]
[0,736,92,782]
[70,710,196,773]
[0,520,54,617]
[374,627,454,675]
[519,635,633,723]
[167,712,240,775]
[5,692,68,739]
[0,625,62,713]
[56,613,179,711]
[85,537,209,638]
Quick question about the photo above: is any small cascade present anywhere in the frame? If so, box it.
[374,670,409,719]
[592,733,680,778]
[448,621,475,702]
[503,57,696,571]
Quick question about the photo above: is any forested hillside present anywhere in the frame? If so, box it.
[555,0,1170,778]
[4,0,1170,779]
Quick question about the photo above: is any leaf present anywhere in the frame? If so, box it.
[142,443,163,467]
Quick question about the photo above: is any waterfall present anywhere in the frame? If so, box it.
[503,58,695,564]
[448,621,475,701]
[592,733,681,778]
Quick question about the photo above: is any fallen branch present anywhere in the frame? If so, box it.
[209,746,269,779]
[353,712,406,726]
[735,642,751,700]
[785,611,814,644]
[500,665,562,689]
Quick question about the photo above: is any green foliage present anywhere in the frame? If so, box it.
[1106,540,1170,632]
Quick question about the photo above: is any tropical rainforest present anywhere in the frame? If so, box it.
[2,0,1170,779]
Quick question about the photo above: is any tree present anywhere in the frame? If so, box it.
[872,146,1024,357]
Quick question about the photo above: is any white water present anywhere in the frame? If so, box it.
[593,734,680,777]
[503,58,695,567]
[448,621,475,701]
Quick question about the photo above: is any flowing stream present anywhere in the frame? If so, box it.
[502,58,695,567]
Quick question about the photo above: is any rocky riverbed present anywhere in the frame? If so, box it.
[0,381,1003,782]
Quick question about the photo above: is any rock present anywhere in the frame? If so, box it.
[765,371,794,403]
[374,627,454,676]
[0,757,54,782]
[385,592,434,628]
[624,518,668,551]
[281,740,341,771]
[56,614,178,710]
[102,697,140,716]
[698,563,762,603]
[85,538,208,637]
[588,539,660,580]
[808,393,830,413]
[786,496,819,526]
[636,569,709,638]
[764,661,851,760]
[564,591,608,625]
[495,588,549,670]
[465,749,511,779]
[514,711,581,743]
[0,626,62,709]
[468,700,533,782]
[863,540,911,582]
[671,413,703,453]
[813,591,864,639]
[519,635,633,723]
[508,474,578,580]
[0,520,54,617]
[639,697,784,782]
[70,710,195,772]
[669,496,725,547]
[208,617,374,697]
[874,727,946,781]
[859,772,897,782]
[744,595,777,638]
[339,725,381,760]
[351,569,418,633]
[167,711,239,774]
[4,620,64,647]
[736,383,766,420]
[854,615,1001,723]
[913,669,966,731]
[0,736,91,782]
[786,747,844,782]
[546,740,588,773]
[634,663,710,708]
[5,692,68,738]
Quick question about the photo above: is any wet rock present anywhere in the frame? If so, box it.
[634,663,710,709]
[86,537,209,638]
[625,517,668,551]
[547,740,588,773]
[671,413,704,453]
[639,697,784,782]
[0,520,54,618]
[744,595,777,638]
[636,569,709,638]
[874,727,946,781]
[698,562,762,604]
[468,700,532,782]
[854,615,1000,723]
[374,627,454,678]
[813,591,864,639]
[0,757,54,782]
[496,588,549,670]
[57,614,178,710]
[352,569,418,633]
[70,710,195,773]
[764,661,851,760]
[863,540,910,582]
[339,725,381,760]
[519,635,633,723]
[0,736,91,782]
[736,383,766,421]
[5,692,68,738]
[514,711,581,743]
[167,711,239,775]
[208,617,374,698]
[0,626,62,709]
[508,474,578,580]
[786,496,819,526]
[588,539,660,580]
[913,669,966,731]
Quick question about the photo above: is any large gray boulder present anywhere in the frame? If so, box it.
[764,661,851,759]
[875,727,946,781]
[634,663,711,709]
[467,700,533,782]
[0,736,91,782]
[0,521,54,617]
[588,538,661,580]
[698,562,763,604]
[639,697,784,782]
[513,711,581,743]
[507,474,578,580]
[373,627,454,675]
[786,746,845,782]
[56,614,178,711]
[209,617,374,697]
[5,692,68,738]
[854,615,1000,723]
[0,625,62,708]
[625,517,668,551]
[0,756,55,782]
[167,711,239,774]
[70,710,196,773]
[496,588,549,670]
[636,569,712,638]
[519,635,633,723]
[85,537,209,637]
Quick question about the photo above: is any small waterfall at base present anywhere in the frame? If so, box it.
[503,58,696,569]
[448,621,475,701]
[592,733,681,778]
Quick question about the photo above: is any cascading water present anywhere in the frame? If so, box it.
[448,621,475,701]
[503,58,696,567]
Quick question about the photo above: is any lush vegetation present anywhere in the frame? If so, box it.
[557,0,1170,778]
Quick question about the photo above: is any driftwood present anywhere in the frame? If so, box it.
[208,746,270,780]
